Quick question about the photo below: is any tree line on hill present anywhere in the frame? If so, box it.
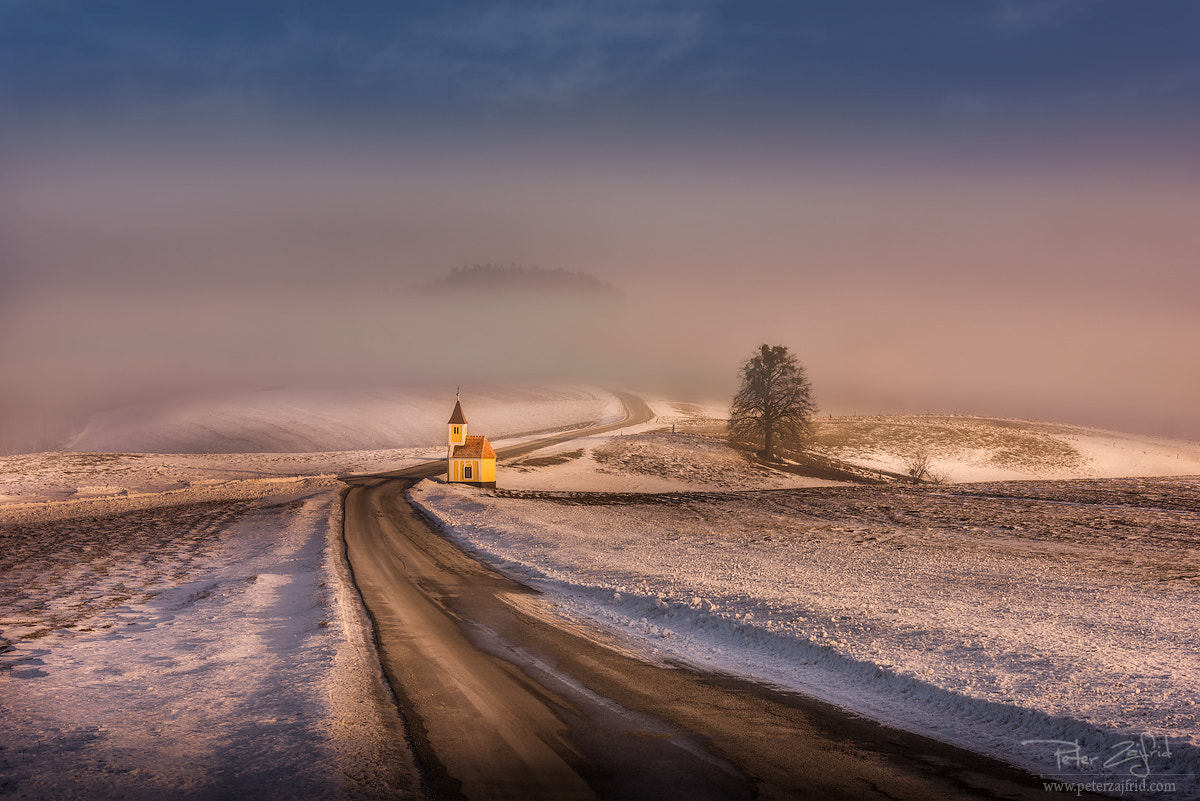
[422,264,623,299]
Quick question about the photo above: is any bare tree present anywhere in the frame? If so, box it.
[905,450,934,483]
[728,344,817,462]
[904,449,946,484]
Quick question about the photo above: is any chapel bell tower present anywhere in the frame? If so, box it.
[448,390,467,458]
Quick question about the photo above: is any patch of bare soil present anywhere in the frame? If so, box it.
[0,500,256,643]
[769,449,898,484]
[508,449,586,470]
[662,404,728,437]
[592,433,776,489]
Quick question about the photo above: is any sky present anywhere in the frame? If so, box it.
[3,1,1200,450]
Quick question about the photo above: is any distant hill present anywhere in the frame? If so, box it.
[420,264,623,301]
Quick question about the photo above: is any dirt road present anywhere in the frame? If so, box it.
[340,396,1090,800]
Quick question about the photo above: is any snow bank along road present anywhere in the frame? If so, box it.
[340,394,1074,800]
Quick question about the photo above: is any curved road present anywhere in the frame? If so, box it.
[341,393,1085,800]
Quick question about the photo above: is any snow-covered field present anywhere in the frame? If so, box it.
[64,386,621,455]
[0,476,422,800]
[4,391,1199,799]
[0,387,619,800]
[813,413,1200,484]
[409,401,1200,799]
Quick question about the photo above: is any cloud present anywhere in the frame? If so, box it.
[410,1,712,106]
[988,0,1087,33]
[0,1,716,123]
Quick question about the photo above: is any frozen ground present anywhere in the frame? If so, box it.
[0,387,618,800]
[0,476,421,800]
[4,392,1198,799]
[409,401,1200,799]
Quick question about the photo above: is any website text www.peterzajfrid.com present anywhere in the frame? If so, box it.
[1042,778,1177,796]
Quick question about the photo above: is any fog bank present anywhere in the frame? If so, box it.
[3,134,1198,452]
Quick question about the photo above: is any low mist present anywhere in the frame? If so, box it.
[3,132,1199,453]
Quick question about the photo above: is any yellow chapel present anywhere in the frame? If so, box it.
[447,394,497,487]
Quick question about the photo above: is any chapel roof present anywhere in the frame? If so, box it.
[452,435,496,459]
[448,399,468,425]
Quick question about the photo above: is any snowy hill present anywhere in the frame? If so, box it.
[65,386,621,455]
[592,401,1200,484]
[811,414,1200,482]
